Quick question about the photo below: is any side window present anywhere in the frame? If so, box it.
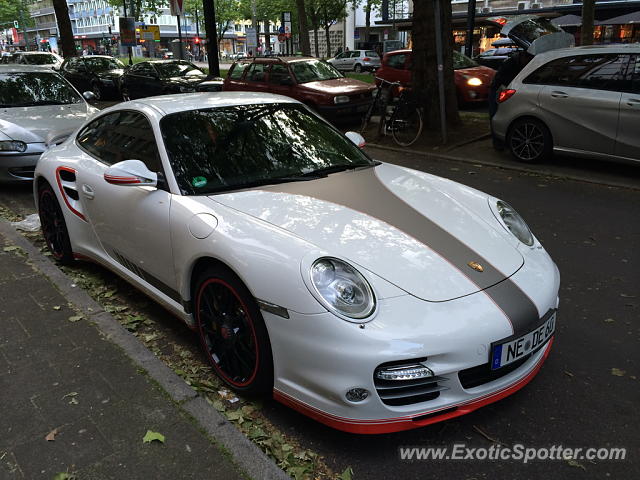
[133,63,155,76]
[632,56,640,93]
[229,62,250,79]
[77,111,161,172]
[335,53,346,59]
[246,63,266,82]
[386,54,406,70]
[269,64,290,84]
[525,54,631,91]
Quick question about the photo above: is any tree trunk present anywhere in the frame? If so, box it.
[264,20,270,53]
[52,0,76,57]
[313,29,320,57]
[412,0,459,131]
[581,0,596,46]
[296,0,311,55]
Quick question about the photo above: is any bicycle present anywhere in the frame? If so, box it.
[361,77,423,147]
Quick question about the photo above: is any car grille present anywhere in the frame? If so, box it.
[374,360,449,406]
[458,343,545,389]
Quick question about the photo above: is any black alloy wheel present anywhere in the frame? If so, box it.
[507,118,553,163]
[194,266,273,394]
[38,181,74,265]
[91,82,102,101]
[121,86,131,101]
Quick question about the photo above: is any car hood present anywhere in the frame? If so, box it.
[97,69,124,80]
[300,77,375,95]
[455,65,496,81]
[0,102,94,145]
[209,164,524,302]
[168,75,207,84]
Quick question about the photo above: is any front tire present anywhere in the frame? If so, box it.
[38,181,74,265]
[91,82,102,101]
[121,87,131,101]
[507,118,553,163]
[194,266,273,395]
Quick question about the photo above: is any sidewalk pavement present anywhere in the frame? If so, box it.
[0,223,288,480]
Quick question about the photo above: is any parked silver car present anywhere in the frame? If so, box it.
[492,44,640,163]
[0,65,98,181]
[327,50,381,73]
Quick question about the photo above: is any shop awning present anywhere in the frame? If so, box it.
[551,14,582,27]
[597,11,640,25]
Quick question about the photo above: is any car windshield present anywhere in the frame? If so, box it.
[290,60,343,83]
[161,103,374,195]
[0,72,82,107]
[156,61,204,77]
[453,51,478,69]
[84,57,124,71]
[24,54,58,65]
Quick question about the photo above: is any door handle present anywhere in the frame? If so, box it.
[81,184,95,199]
[626,98,640,107]
[551,91,568,98]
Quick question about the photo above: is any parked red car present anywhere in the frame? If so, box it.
[223,57,375,121]
[375,49,496,103]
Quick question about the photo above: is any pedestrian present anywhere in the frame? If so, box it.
[489,49,533,149]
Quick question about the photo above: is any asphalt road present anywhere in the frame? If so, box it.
[2,150,638,479]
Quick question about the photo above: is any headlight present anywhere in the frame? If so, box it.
[0,140,27,153]
[496,201,534,246]
[466,77,483,86]
[334,95,350,104]
[310,257,375,319]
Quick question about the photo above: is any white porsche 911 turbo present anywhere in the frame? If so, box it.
[34,92,559,434]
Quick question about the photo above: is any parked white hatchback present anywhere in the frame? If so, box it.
[492,44,640,163]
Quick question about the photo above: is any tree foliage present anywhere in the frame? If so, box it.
[0,0,34,28]
[104,0,166,22]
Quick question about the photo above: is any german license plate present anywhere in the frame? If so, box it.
[491,313,556,370]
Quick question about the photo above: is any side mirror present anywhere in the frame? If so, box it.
[345,131,366,149]
[82,91,95,101]
[104,160,157,187]
[280,76,293,86]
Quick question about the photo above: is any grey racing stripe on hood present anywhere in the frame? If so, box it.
[263,166,540,336]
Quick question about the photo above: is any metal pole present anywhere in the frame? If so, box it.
[434,0,447,144]
[195,8,200,60]
[177,15,184,59]
[465,0,477,58]
[123,0,133,65]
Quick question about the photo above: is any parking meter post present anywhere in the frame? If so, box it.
[434,0,447,145]
[122,0,133,65]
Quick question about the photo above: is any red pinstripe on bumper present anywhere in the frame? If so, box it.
[273,337,554,434]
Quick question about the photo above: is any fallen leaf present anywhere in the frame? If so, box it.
[3,246,18,252]
[45,428,59,441]
[604,318,615,323]
[564,371,574,378]
[611,368,626,377]
[566,459,586,471]
[142,430,165,444]
[68,315,83,323]
[52,473,76,480]
[53,306,61,311]
[61,392,78,400]
[339,467,354,480]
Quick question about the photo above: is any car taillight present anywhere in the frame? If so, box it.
[498,89,516,103]
[363,57,370,61]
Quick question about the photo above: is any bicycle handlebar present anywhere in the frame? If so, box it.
[374,77,402,87]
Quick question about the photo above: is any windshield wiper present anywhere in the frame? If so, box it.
[15,100,68,106]
[299,162,377,177]
[203,174,323,194]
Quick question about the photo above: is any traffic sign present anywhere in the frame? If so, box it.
[170,0,185,16]
[277,33,286,43]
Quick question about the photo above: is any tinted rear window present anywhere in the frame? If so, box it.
[365,51,379,58]
[525,54,632,92]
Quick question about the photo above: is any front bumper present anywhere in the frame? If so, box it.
[264,248,560,433]
[0,144,46,182]
[317,100,372,119]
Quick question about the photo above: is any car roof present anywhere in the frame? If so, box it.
[534,43,640,61]
[127,91,300,116]
[0,64,58,73]
[246,56,319,64]
[17,51,56,55]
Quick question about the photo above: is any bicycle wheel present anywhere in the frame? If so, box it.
[390,104,423,147]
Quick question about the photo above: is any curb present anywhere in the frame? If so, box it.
[0,220,290,480]
[366,143,640,192]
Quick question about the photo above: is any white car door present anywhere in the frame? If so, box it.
[534,53,629,155]
[615,55,640,160]
[74,110,177,298]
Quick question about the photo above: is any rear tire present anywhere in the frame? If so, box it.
[354,64,363,73]
[91,82,102,101]
[121,87,131,101]
[193,266,273,395]
[38,181,74,265]
[390,104,423,147]
[507,118,553,163]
